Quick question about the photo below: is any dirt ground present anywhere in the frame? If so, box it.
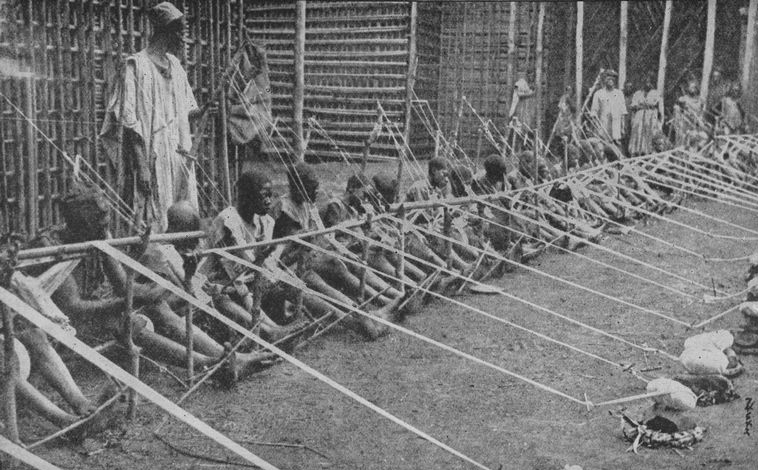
[16,172,758,469]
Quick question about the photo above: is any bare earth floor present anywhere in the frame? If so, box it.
[20,196,758,470]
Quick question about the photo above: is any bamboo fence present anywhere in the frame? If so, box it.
[0,0,752,240]
[0,0,245,239]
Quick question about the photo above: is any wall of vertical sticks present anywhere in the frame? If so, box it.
[436,1,749,159]
[0,0,245,239]
[1,1,756,239]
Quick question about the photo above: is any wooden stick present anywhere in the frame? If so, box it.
[294,0,306,162]
[25,391,124,450]
[656,0,673,109]
[359,215,372,302]
[220,2,232,205]
[619,1,628,88]
[506,2,517,120]
[1,303,19,450]
[575,2,584,127]
[395,206,407,294]
[24,76,37,237]
[535,2,546,161]
[443,207,452,270]
[402,2,418,165]
[741,0,757,99]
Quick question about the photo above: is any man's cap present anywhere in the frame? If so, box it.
[604,69,618,78]
[149,2,184,28]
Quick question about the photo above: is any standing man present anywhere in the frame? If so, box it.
[101,2,204,231]
[590,69,627,149]
[706,65,728,125]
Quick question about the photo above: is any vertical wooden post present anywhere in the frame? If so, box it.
[1,302,20,448]
[563,4,575,93]
[741,0,757,100]
[619,1,628,88]
[122,265,139,419]
[294,0,306,162]
[574,2,584,127]
[535,2,546,161]
[224,0,233,202]
[395,206,406,294]
[701,0,717,103]
[656,0,673,108]
[359,214,372,303]
[443,207,452,270]
[403,2,418,153]
[25,77,38,237]
[506,2,517,121]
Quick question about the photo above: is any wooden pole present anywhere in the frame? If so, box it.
[395,206,406,295]
[563,4,575,93]
[619,1,628,88]
[741,0,757,99]
[294,0,306,162]
[535,2,546,160]
[1,304,20,448]
[506,2,517,122]
[219,1,232,205]
[403,2,418,150]
[701,0,717,103]
[359,214,372,303]
[575,2,584,127]
[656,0,673,108]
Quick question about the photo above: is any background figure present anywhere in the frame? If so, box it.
[628,74,662,156]
[673,79,705,146]
[714,81,747,135]
[590,69,627,148]
[706,65,729,125]
[508,71,536,152]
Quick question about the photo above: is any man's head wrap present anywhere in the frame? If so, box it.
[149,2,184,28]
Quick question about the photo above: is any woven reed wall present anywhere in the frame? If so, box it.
[246,1,417,163]
[437,2,559,158]
[434,1,748,159]
[0,0,243,239]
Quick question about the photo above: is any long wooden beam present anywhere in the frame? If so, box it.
[656,0,673,105]
[701,0,717,103]
[506,2,517,118]
[535,2,546,159]
[294,0,306,161]
[619,1,628,88]
[742,0,757,97]
[575,2,584,126]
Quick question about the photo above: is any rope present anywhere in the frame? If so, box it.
[576,176,758,242]
[92,242,492,470]
[345,220,679,361]
[213,247,589,408]
[446,200,699,300]
[289,235,634,373]
[407,209,692,331]
[480,197,723,298]
[0,286,280,470]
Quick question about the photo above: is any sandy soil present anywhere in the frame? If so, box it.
[17,191,758,470]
